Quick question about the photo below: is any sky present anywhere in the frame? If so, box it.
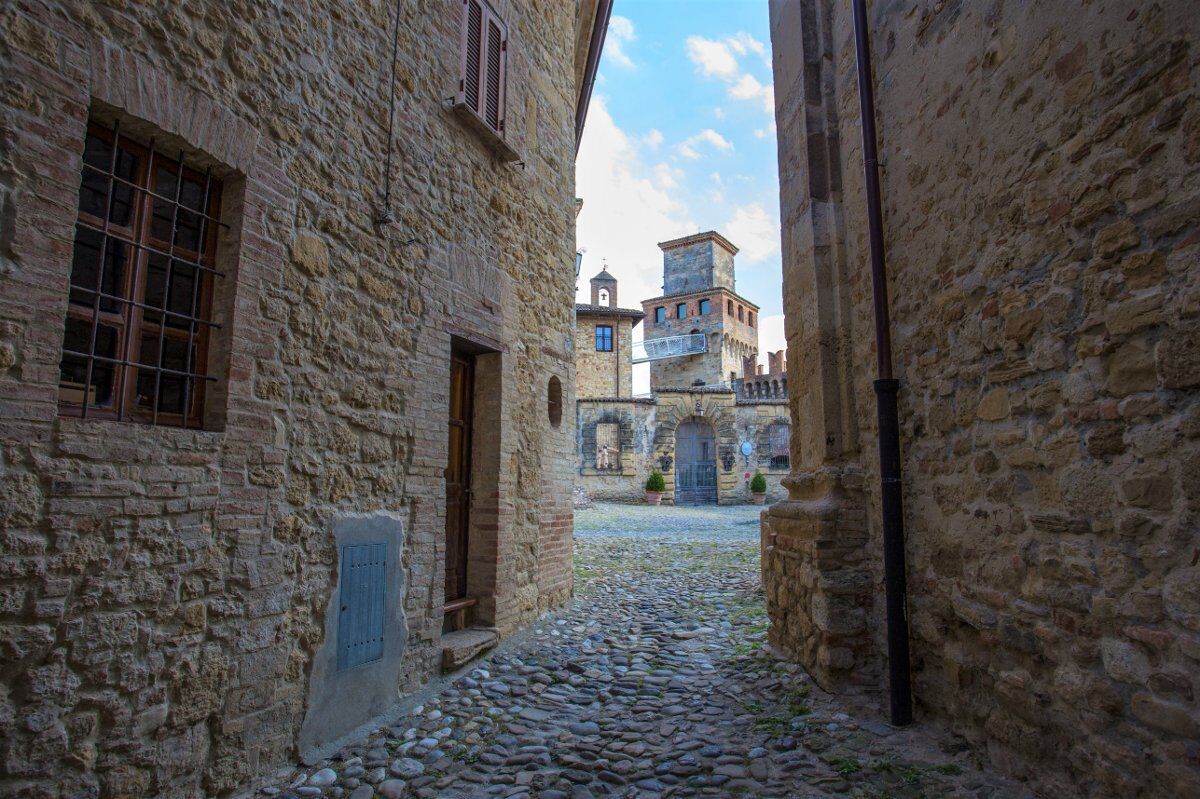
[575,0,784,394]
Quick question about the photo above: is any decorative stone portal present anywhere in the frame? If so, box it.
[300,513,408,753]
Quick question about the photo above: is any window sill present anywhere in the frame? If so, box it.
[451,103,521,163]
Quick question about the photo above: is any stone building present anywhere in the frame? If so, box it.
[0,0,611,795]
[575,233,790,504]
[573,268,643,398]
[764,1,1200,796]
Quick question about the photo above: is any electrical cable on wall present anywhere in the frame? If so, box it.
[376,0,403,228]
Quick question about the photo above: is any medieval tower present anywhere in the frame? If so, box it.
[639,232,760,391]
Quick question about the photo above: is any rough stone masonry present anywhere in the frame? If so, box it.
[765,1,1200,797]
[0,0,600,796]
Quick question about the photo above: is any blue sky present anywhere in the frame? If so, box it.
[575,1,784,391]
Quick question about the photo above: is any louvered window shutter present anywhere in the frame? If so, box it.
[459,0,508,137]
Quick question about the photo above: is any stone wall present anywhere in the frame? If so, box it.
[766,0,1200,795]
[575,394,790,505]
[0,0,582,796]
[575,399,657,502]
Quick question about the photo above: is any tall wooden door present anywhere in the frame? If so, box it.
[445,351,474,604]
[675,419,717,504]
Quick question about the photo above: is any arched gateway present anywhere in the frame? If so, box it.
[674,417,717,504]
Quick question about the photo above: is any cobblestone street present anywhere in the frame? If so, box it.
[254,504,1028,799]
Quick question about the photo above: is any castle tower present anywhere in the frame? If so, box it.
[640,231,759,391]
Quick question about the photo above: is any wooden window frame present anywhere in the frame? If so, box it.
[676,303,687,319]
[595,324,613,352]
[654,306,665,324]
[699,298,711,315]
[58,118,224,428]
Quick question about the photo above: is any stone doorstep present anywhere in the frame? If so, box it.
[442,627,499,671]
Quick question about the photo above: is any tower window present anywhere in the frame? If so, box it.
[655,306,665,324]
[748,311,755,327]
[595,325,613,351]
[738,306,744,322]
[676,303,687,319]
[727,299,734,314]
[699,299,710,315]
[598,288,610,306]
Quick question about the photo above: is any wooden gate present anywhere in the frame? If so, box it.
[675,419,717,504]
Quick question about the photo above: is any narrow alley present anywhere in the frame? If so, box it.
[252,505,1027,799]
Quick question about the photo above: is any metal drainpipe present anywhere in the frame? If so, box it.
[851,0,913,727]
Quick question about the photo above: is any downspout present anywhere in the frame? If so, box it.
[851,0,913,727]
[576,0,614,153]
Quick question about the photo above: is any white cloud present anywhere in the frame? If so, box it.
[726,32,767,58]
[643,129,664,148]
[708,172,725,204]
[606,16,636,69]
[653,162,683,189]
[686,33,775,115]
[713,107,726,119]
[757,314,787,368]
[723,202,779,264]
[578,100,701,394]
[677,129,733,160]
[685,35,739,78]
[576,97,696,315]
[754,121,778,140]
[729,74,774,113]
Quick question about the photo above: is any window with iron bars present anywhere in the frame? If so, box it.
[57,118,225,428]
[769,422,791,470]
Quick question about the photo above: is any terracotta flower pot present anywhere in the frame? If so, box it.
[645,491,663,505]
[751,492,767,505]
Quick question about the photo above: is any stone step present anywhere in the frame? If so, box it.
[442,627,499,671]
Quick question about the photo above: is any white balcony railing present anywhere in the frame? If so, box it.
[631,333,707,364]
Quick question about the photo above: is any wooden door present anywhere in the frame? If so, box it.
[675,419,717,504]
[445,351,474,604]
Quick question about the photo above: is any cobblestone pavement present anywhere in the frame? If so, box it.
[254,503,1030,799]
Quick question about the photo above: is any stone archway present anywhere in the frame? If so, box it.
[651,391,739,504]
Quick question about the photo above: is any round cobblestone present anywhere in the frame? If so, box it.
[254,504,1031,799]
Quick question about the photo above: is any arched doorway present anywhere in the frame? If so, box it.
[675,417,717,505]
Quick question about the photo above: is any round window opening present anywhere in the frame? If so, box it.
[547,376,563,428]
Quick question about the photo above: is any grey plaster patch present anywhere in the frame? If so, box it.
[299,512,408,753]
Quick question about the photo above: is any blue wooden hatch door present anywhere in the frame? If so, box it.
[337,542,386,670]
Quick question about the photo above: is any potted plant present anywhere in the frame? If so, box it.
[645,469,665,505]
[749,472,768,505]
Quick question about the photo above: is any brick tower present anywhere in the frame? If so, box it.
[640,231,759,391]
